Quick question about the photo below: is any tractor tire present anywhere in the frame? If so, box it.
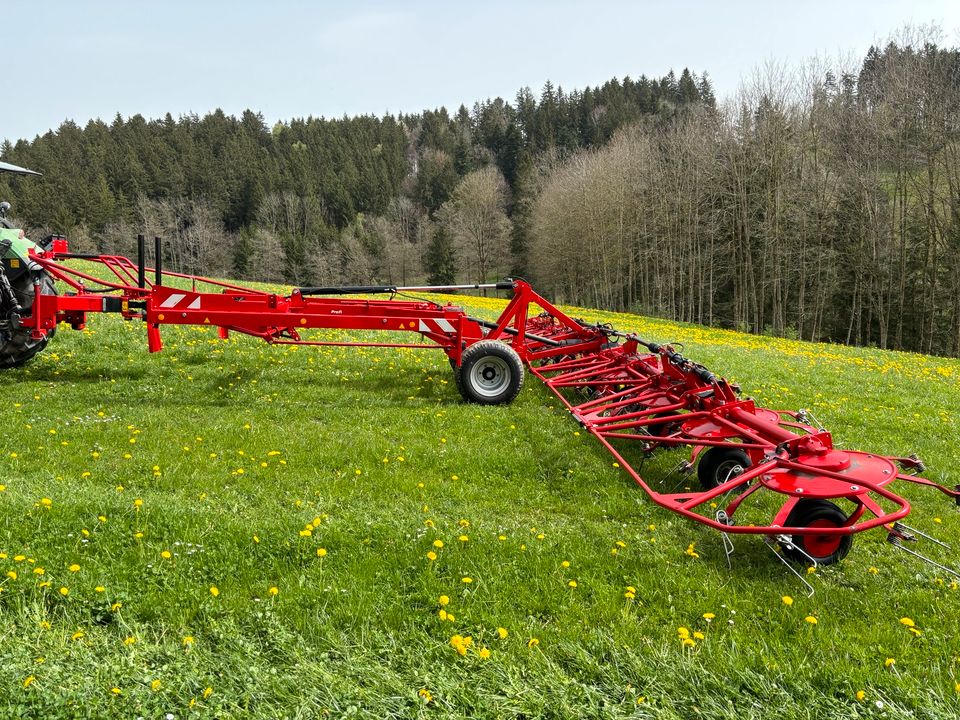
[449,356,464,396]
[697,447,750,490]
[0,271,57,369]
[781,499,853,566]
[457,340,524,405]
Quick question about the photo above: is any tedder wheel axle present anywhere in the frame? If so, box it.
[456,339,524,405]
[782,499,854,565]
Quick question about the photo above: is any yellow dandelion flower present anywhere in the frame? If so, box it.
[567,580,578,588]
[433,540,444,549]
[183,636,194,646]
[95,586,105,593]
[111,601,122,611]
[71,630,84,641]
[59,586,69,596]
[209,586,220,597]
[14,555,25,562]
[160,550,172,560]
[497,627,508,639]
[40,498,52,507]
[426,551,437,561]
[6,570,17,580]
[527,638,539,648]
[438,609,447,621]
[462,577,473,583]
[150,679,161,691]
[203,687,213,699]
[804,616,818,625]
[855,690,865,701]
[703,613,715,621]
[268,586,279,596]
[677,627,690,639]
[418,688,433,703]
[681,638,696,648]
[133,498,143,508]
[68,564,80,572]
[884,657,896,669]
[23,675,35,689]
[438,595,450,606]
[693,631,705,640]
[624,591,636,600]
[39,621,50,630]
[123,636,136,646]
[111,687,122,695]
[478,647,491,659]
[317,548,327,557]
[781,595,794,606]
[899,617,915,628]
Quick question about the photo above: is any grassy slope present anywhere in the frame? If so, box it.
[0,288,958,719]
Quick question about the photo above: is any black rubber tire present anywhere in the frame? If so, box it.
[449,356,464,396]
[0,272,57,368]
[697,447,750,489]
[644,411,682,438]
[457,340,524,405]
[781,499,853,566]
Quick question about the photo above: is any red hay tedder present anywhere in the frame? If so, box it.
[5,230,960,582]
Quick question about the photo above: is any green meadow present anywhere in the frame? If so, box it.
[1,288,958,719]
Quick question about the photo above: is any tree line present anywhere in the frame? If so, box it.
[531,31,960,357]
[2,32,959,357]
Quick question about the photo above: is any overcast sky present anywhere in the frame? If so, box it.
[6,0,960,144]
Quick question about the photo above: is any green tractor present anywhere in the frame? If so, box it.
[0,160,57,367]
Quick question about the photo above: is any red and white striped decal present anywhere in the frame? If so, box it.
[418,318,457,334]
[158,293,202,310]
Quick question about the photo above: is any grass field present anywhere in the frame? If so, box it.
[1,285,959,719]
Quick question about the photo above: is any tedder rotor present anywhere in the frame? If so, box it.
[1,187,958,579]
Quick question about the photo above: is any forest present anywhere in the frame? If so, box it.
[2,29,959,357]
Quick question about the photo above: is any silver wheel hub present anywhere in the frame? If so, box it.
[470,356,510,398]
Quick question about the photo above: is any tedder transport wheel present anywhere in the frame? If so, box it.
[697,447,750,490]
[781,499,853,566]
[0,271,57,369]
[457,340,524,405]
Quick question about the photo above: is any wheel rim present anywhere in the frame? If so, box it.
[801,518,843,558]
[715,459,745,484]
[470,356,511,399]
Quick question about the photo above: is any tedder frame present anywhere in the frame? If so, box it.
[5,232,960,579]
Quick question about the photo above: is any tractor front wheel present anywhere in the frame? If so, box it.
[782,499,853,566]
[457,340,524,405]
[0,271,57,369]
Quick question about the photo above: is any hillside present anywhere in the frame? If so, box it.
[1,291,958,718]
